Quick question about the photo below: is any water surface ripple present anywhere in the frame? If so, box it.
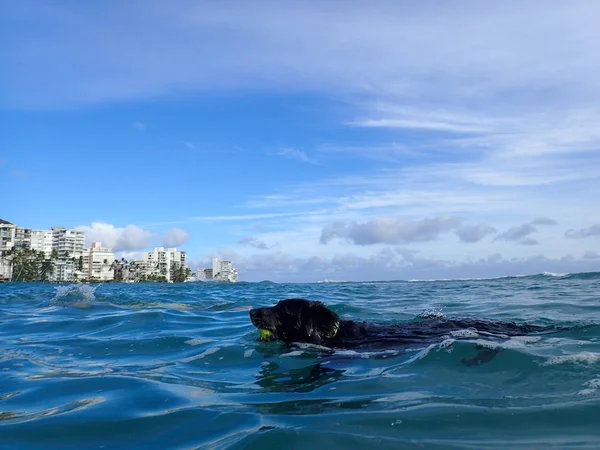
[1,274,600,449]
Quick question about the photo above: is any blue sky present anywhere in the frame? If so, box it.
[1,0,600,281]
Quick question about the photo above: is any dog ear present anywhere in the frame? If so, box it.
[304,301,340,344]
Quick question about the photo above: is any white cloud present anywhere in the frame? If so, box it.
[188,211,326,222]
[75,222,152,251]
[565,224,600,239]
[6,1,600,110]
[199,247,600,282]
[238,236,272,250]
[162,228,189,247]
[518,238,540,246]
[532,217,558,226]
[320,216,462,245]
[496,219,557,243]
[455,224,497,243]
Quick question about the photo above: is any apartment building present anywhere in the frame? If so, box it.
[0,219,16,253]
[210,257,239,282]
[51,226,85,257]
[81,242,115,282]
[8,227,55,257]
[142,247,187,282]
[30,230,54,256]
[0,220,15,279]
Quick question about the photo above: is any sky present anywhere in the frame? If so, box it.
[1,0,600,282]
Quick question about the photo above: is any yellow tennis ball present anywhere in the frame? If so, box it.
[259,329,273,339]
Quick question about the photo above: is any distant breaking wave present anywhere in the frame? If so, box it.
[515,271,600,281]
[317,279,349,283]
[407,271,600,283]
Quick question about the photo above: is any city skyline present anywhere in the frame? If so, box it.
[2,1,600,282]
[1,218,240,283]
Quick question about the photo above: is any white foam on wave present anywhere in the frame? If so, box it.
[331,349,359,357]
[403,343,437,363]
[244,349,254,358]
[417,309,446,320]
[450,329,479,338]
[541,271,568,277]
[510,335,542,344]
[466,335,541,352]
[439,338,455,351]
[317,279,348,283]
[294,342,332,352]
[470,339,501,350]
[543,351,600,366]
[577,379,600,396]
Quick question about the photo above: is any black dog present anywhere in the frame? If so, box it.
[249,298,552,364]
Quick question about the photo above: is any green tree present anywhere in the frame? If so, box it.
[170,265,191,283]
[1,247,42,281]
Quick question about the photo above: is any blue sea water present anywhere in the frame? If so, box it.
[1,273,600,449]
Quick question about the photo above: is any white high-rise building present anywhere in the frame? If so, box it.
[52,226,84,257]
[212,257,220,276]
[211,257,239,282]
[9,227,54,257]
[46,226,85,283]
[142,247,187,282]
[80,242,115,282]
[0,220,16,280]
[0,219,16,253]
[29,230,53,256]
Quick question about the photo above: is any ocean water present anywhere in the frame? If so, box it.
[1,273,600,449]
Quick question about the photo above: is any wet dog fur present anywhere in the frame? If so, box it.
[249,298,551,365]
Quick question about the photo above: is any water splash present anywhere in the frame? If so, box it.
[51,284,98,305]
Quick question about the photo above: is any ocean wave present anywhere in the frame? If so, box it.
[2,276,600,448]
[408,271,600,283]
[317,279,349,283]
[542,351,600,366]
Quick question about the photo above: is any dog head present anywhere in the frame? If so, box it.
[249,298,341,345]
